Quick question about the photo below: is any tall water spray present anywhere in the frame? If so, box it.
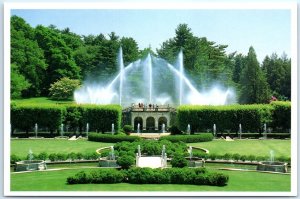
[34,123,38,138]
[147,54,153,103]
[179,49,184,105]
[74,47,236,106]
[119,47,125,105]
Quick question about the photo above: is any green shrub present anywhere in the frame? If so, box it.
[10,154,21,164]
[169,125,182,135]
[159,133,213,143]
[123,125,133,135]
[37,152,48,161]
[117,155,135,169]
[88,133,141,143]
[170,153,188,168]
[89,169,124,183]
[49,77,81,100]
[207,173,229,186]
[48,153,58,162]
[177,104,273,133]
[232,153,241,161]
[67,168,229,186]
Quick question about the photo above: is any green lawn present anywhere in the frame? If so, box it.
[10,168,290,192]
[12,97,74,105]
[11,139,291,158]
[190,139,291,157]
[11,139,112,157]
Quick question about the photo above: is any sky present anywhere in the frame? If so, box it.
[11,9,291,63]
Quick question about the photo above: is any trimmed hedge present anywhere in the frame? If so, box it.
[11,103,122,135]
[82,105,122,133]
[177,104,273,133]
[270,101,291,132]
[88,133,141,143]
[66,167,229,186]
[159,133,213,143]
[11,104,66,134]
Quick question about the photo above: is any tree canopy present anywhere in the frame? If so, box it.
[10,16,291,103]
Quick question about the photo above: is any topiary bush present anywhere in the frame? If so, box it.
[123,125,133,135]
[169,125,182,135]
[10,154,21,164]
[117,155,135,169]
[170,153,188,168]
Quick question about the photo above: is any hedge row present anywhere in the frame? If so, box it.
[113,140,188,157]
[10,151,100,164]
[216,133,290,139]
[191,152,291,164]
[159,133,213,143]
[270,101,291,131]
[88,133,141,143]
[177,102,291,133]
[67,168,229,186]
[11,104,122,134]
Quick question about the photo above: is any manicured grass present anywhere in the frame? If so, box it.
[10,168,290,191]
[11,139,291,159]
[190,139,291,157]
[12,97,74,105]
[11,139,113,157]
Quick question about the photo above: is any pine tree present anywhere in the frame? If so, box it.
[240,47,270,104]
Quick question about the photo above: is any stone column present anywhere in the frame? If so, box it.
[142,116,146,130]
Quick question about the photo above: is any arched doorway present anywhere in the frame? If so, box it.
[134,117,143,132]
[146,117,155,131]
[158,117,168,131]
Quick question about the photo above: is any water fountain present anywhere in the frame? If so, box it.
[74,47,236,106]
[213,123,216,138]
[162,123,166,133]
[161,145,167,168]
[137,123,141,134]
[238,124,242,139]
[263,123,267,139]
[14,149,47,172]
[86,123,89,137]
[187,124,191,135]
[188,146,193,161]
[34,123,38,138]
[257,150,287,173]
[60,123,64,137]
[99,146,118,167]
[111,123,115,135]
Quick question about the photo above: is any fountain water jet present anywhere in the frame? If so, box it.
[74,47,236,106]
[187,124,191,135]
[34,123,38,138]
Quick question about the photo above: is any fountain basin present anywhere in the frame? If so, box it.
[256,161,288,173]
[188,159,205,167]
[99,158,118,167]
[15,160,47,172]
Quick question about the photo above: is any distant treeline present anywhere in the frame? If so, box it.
[11,16,291,103]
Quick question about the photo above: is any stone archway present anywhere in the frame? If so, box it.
[146,117,155,131]
[134,117,143,132]
[158,117,168,131]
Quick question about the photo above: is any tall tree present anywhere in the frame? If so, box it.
[11,16,47,97]
[34,25,80,94]
[239,46,270,104]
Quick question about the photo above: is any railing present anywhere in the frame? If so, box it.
[123,104,175,112]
